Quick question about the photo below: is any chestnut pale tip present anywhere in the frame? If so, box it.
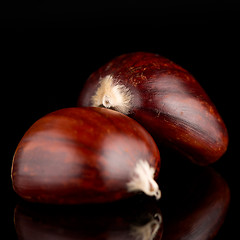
[127,160,161,200]
[91,75,132,114]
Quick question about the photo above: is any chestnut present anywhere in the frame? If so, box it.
[11,107,161,204]
[77,52,228,165]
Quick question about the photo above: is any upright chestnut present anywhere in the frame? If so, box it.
[77,52,228,165]
[11,107,161,204]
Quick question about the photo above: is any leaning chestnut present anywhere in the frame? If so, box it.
[11,107,161,204]
[77,52,228,165]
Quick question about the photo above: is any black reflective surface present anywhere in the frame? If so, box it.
[12,161,230,240]
[2,1,239,239]
[14,198,162,240]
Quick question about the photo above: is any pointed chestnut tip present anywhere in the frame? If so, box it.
[91,75,132,115]
[127,160,161,200]
[154,189,161,200]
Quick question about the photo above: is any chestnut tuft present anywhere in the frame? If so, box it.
[11,107,161,204]
[77,52,228,165]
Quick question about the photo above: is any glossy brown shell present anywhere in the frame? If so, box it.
[11,107,160,204]
[78,52,228,165]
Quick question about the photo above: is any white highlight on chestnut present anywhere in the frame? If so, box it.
[91,75,132,114]
[127,160,161,200]
[130,213,162,240]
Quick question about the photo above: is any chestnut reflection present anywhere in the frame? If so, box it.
[14,197,163,240]
[159,163,230,240]
[14,160,230,240]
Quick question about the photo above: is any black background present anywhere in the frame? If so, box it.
[2,1,239,239]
